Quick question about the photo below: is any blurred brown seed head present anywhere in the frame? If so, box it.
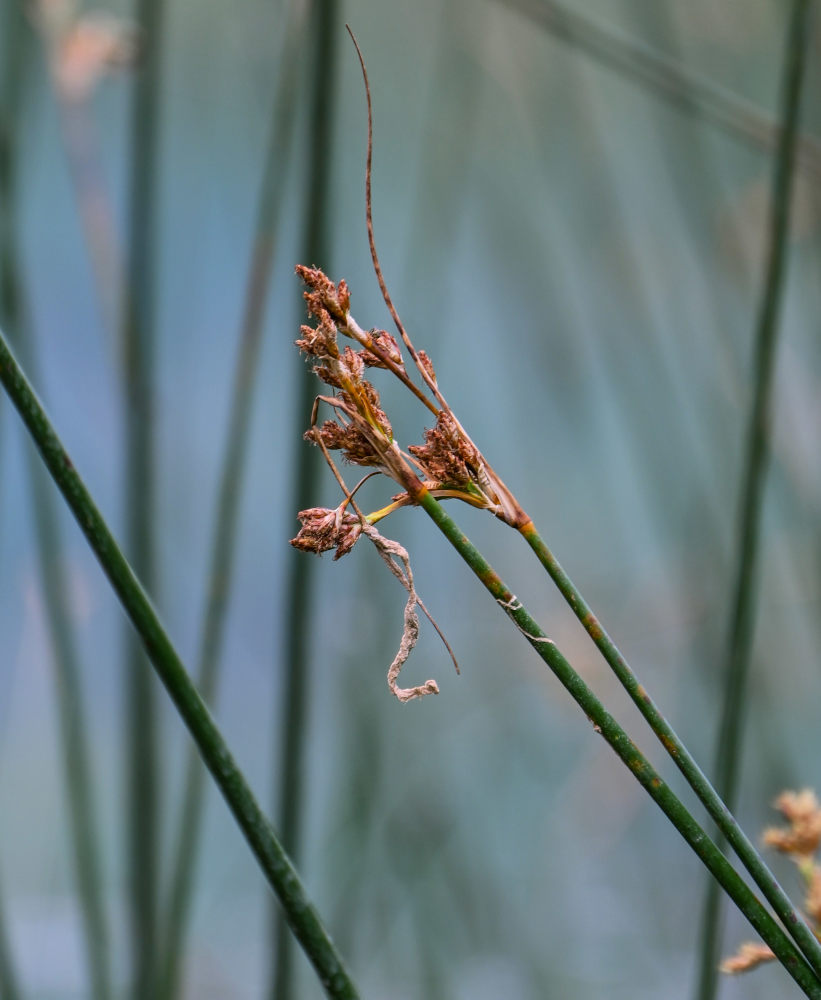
[763,789,821,857]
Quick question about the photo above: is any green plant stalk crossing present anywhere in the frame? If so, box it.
[272,3,339,998]
[1,5,111,995]
[416,489,821,998]
[519,520,821,979]
[698,3,811,996]
[157,6,308,998]
[0,329,361,1000]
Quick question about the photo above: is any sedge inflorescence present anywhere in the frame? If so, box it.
[288,31,528,702]
[289,264,523,701]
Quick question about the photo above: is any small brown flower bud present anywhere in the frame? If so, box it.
[417,349,436,383]
[290,506,362,559]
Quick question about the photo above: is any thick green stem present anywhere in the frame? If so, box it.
[122,0,165,994]
[157,6,308,998]
[271,4,338,998]
[697,3,811,997]
[1,7,110,998]
[0,328,361,1000]
[520,521,821,979]
[416,489,821,998]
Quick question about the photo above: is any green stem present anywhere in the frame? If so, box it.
[697,3,811,997]
[158,4,308,997]
[415,489,821,998]
[123,0,165,994]
[1,7,110,998]
[0,871,21,1000]
[520,520,821,979]
[494,0,821,180]
[271,4,338,999]
[0,328,361,1000]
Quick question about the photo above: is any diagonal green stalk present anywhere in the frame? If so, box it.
[697,3,811,997]
[0,7,110,998]
[519,520,821,979]
[122,0,165,995]
[157,3,309,996]
[493,0,821,180]
[271,4,338,999]
[0,327,361,1000]
[413,488,821,998]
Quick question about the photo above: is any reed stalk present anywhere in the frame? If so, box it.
[0,326,362,1000]
[696,2,811,996]
[271,4,338,998]
[158,3,309,996]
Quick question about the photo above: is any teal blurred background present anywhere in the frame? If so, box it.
[1,0,821,997]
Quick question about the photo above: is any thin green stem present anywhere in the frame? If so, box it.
[697,3,811,997]
[157,4,308,997]
[0,327,361,1000]
[272,4,338,997]
[494,0,821,180]
[0,874,20,1000]
[122,0,165,995]
[1,6,110,998]
[520,521,821,979]
[414,489,821,997]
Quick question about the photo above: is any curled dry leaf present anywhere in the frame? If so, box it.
[361,524,439,702]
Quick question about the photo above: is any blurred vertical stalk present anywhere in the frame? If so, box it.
[271,4,338,997]
[2,6,111,999]
[123,0,165,996]
[0,873,20,1000]
[157,3,308,997]
[695,3,811,998]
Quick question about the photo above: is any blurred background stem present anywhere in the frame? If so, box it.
[0,5,110,999]
[494,0,821,180]
[157,2,308,996]
[122,0,165,996]
[696,2,811,997]
[270,3,338,998]
[0,875,21,1000]
[0,324,362,1000]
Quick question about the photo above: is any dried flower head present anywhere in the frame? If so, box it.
[409,411,481,489]
[295,265,350,324]
[763,789,821,857]
[359,330,403,369]
[290,506,362,560]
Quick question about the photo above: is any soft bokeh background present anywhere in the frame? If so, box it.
[1,0,821,997]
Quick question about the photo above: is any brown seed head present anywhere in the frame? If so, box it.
[290,506,363,559]
[359,329,403,369]
[296,265,350,324]
[408,411,479,488]
[720,941,776,975]
[763,789,821,856]
[309,420,384,468]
